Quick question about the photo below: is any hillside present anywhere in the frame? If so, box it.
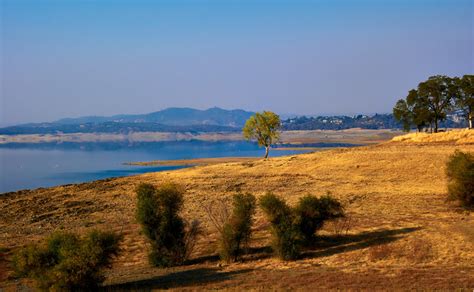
[391,129,474,144]
[1,132,473,290]
[0,108,255,135]
[55,107,255,127]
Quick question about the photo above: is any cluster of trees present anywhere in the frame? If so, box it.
[393,75,473,132]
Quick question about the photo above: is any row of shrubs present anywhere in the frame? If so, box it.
[136,183,345,265]
[12,185,345,290]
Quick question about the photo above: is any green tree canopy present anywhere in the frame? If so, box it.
[242,111,281,159]
[393,89,432,132]
[392,75,464,133]
[417,75,456,133]
[453,75,474,129]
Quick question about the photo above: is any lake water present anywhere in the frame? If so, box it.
[0,141,310,193]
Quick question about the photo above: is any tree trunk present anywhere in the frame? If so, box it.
[264,146,270,159]
[469,112,473,129]
[434,119,439,133]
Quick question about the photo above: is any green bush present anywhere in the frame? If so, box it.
[294,194,344,242]
[12,230,121,290]
[136,183,200,267]
[446,150,474,208]
[259,192,345,260]
[219,193,256,262]
[259,193,302,260]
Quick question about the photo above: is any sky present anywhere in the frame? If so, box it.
[1,0,472,126]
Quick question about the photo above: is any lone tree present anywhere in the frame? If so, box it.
[453,75,474,129]
[243,111,281,159]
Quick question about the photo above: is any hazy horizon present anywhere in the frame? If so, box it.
[0,105,396,127]
[1,0,472,126]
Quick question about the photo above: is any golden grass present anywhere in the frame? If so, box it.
[1,135,474,289]
[391,129,474,144]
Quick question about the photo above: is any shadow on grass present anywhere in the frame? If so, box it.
[243,226,422,261]
[301,226,421,259]
[182,227,421,265]
[101,267,253,291]
[102,227,420,290]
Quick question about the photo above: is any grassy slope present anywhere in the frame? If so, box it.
[1,133,473,290]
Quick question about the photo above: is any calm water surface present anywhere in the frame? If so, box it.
[0,141,310,193]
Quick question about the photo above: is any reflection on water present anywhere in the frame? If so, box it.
[0,141,310,193]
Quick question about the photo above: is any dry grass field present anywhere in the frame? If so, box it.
[1,130,473,290]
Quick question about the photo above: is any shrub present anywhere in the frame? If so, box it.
[259,193,302,260]
[446,150,474,208]
[294,194,344,242]
[12,230,121,290]
[135,183,200,267]
[219,193,256,262]
[259,193,345,260]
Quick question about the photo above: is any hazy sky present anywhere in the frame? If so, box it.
[1,0,472,126]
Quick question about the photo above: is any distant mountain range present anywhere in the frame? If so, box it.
[0,107,255,135]
[0,107,467,136]
[54,107,254,127]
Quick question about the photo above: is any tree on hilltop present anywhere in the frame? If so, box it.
[453,75,474,129]
[393,75,459,133]
[417,75,456,133]
[393,89,432,132]
[243,111,281,159]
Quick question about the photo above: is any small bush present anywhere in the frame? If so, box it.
[12,230,121,290]
[259,193,345,260]
[294,194,344,242]
[446,150,474,208]
[259,193,302,260]
[136,183,200,267]
[219,193,256,262]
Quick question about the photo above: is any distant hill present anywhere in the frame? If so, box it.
[54,107,255,127]
[1,108,468,136]
[0,107,254,135]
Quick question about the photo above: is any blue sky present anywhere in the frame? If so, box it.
[1,0,472,125]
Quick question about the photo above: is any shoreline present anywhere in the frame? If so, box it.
[124,156,262,166]
[123,147,336,166]
[0,129,402,145]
